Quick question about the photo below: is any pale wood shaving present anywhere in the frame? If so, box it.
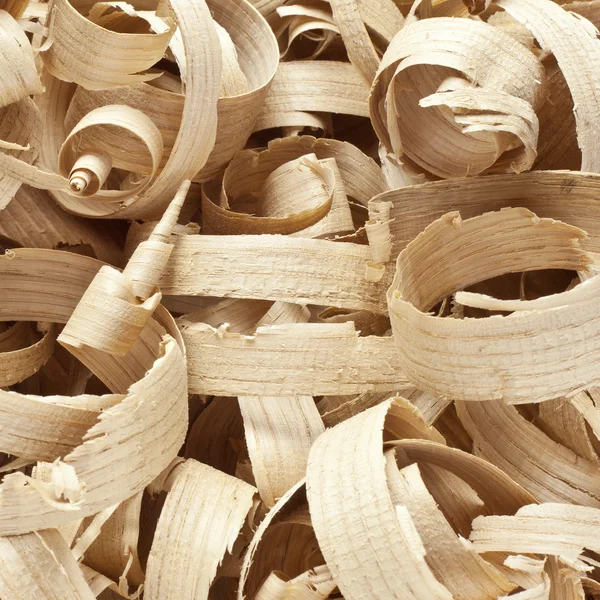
[182,321,406,395]
[255,60,370,131]
[536,397,600,464]
[470,503,600,559]
[82,493,145,590]
[384,459,515,598]
[456,399,600,506]
[328,0,381,84]
[0,98,42,210]
[145,459,256,599]
[388,208,600,403]
[202,153,336,235]
[497,0,600,172]
[162,234,390,312]
[375,171,600,255]
[0,11,42,107]
[0,321,56,387]
[0,529,95,599]
[240,396,324,507]
[305,398,451,600]
[370,16,544,178]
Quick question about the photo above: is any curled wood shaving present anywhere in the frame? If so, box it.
[239,479,317,599]
[0,321,55,387]
[496,0,600,172]
[58,183,187,355]
[0,248,182,391]
[305,398,451,600]
[456,399,600,506]
[255,60,370,130]
[370,16,544,178]
[57,104,163,200]
[388,207,600,403]
[276,3,339,60]
[38,0,221,220]
[390,439,536,514]
[43,0,174,90]
[0,332,186,535]
[202,153,336,235]
[145,459,256,599]
[216,135,386,208]
[470,503,600,559]
[60,9,274,188]
[0,11,42,107]
[240,396,324,508]
[374,170,600,254]
[328,0,381,84]
[0,529,95,599]
[0,98,42,210]
[384,459,515,598]
[0,249,186,534]
[0,383,118,462]
[536,397,599,464]
[82,492,145,589]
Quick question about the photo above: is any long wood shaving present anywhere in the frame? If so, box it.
[182,321,406,395]
[58,183,187,355]
[0,11,42,106]
[374,171,600,254]
[81,492,145,590]
[202,153,336,235]
[0,321,55,387]
[0,98,42,210]
[470,503,600,559]
[0,186,124,264]
[456,400,600,506]
[163,235,390,312]
[384,459,514,598]
[255,60,370,130]
[43,0,174,90]
[0,249,187,534]
[328,0,381,84]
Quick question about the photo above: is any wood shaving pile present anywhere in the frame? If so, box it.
[2,0,600,597]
